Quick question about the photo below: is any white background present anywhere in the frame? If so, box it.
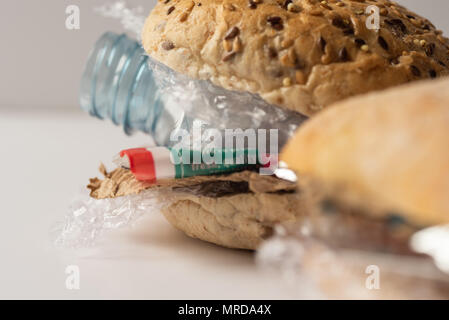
[0,0,448,299]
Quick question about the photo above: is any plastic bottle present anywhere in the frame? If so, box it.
[80,32,187,146]
[80,32,306,147]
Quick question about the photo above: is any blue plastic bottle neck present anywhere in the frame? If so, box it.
[79,32,162,136]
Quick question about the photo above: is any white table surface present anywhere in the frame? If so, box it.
[0,107,294,299]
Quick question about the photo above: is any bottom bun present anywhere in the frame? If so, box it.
[162,191,301,250]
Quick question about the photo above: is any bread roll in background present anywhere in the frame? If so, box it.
[281,77,449,228]
[142,0,449,116]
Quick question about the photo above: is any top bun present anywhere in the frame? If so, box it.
[142,0,449,116]
[281,77,449,227]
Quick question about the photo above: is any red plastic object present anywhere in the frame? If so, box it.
[119,148,156,182]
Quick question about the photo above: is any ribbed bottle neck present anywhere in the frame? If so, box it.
[80,32,160,135]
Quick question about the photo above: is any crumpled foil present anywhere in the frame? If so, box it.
[53,189,164,248]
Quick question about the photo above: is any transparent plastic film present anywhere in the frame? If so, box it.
[95,1,146,39]
[53,188,169,248]
[146,54,307,147]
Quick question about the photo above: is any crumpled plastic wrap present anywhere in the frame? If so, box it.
[95,1,145,38]
[147,56,307,147]
[53,189,165,248]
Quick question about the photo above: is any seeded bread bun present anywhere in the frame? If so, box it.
[142,0,449,116]
[281,77,449,228]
